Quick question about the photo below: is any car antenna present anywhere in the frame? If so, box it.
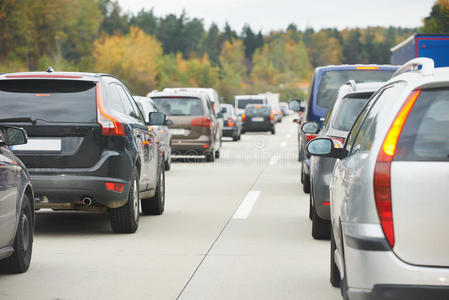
[46,66,55,73]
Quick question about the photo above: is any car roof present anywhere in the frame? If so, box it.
[315,64,398,73]
[0,71,113,82]
[336,81,384,99]
[148,90,207,100]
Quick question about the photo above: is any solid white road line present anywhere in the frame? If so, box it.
[232,191,261,219]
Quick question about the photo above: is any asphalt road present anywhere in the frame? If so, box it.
[0,116,341,300]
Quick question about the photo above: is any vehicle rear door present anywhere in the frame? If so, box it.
[391,87,449,267]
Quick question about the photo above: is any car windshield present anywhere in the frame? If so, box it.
[237,99,264,109]
[0,79,97,123]
[331,94,372,131]
[152,97,203,116]
[245,106,271,116]
[318,70,394,108]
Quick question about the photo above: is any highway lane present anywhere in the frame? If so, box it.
[0,116,340,300]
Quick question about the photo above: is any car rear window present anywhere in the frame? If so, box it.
[152,97,204,116]
[245,106,271,115]
[317,70,394,108]
[237,99,264,109]
[396,88,449,161]
[331,93,372,131]
[0,79,96,123]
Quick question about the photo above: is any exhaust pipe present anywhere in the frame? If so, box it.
[82,197,92,207]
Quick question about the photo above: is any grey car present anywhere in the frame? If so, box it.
[134,96,172,171]
[308,58,449,299]
[304,81,384,240]
[0,126,34,273]
[220,103,242,141]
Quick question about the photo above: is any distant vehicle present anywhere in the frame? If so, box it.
[242,104,276,134]
[235,94,267,116]
[0,71,166,233]
[308,58,449,299]
[150,90,221,162]
[304,81,384,240]
[264,92,281,122]
[290,64,398,193]
[391,34,449,67]
[0,125,34,273]
[161,88,224,144]
[279,102,290,116]
[220,104,242,141]
[134,96,173,171]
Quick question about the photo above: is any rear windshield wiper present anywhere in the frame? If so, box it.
[0,117,37,125]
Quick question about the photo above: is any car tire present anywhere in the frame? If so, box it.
[165,154,171,171]
[309,193,313,220]
[0,195,33,273]
[141,162,165,215]
[302,165,310,193]
[215,150,220,159]
[109,171,139,234]
[330,229,341,287]
[271,127,275,135]
[312,204,330,239]
[205,152,215,162]
[233,134,239,141]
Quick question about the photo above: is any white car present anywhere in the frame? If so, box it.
[307,58,449,299]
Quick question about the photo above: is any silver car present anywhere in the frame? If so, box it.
[134,96,172,171]
[304,81,384,240]
[308,58,449,299]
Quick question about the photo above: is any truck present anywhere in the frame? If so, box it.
[391,34,449,67]
[263,92,281,122]
[234,94,267,115]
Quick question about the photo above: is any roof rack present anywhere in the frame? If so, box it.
[392,58,434,78]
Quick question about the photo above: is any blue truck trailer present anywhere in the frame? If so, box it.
[391,34,449,67]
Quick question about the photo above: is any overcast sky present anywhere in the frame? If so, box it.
[117,0,435,33]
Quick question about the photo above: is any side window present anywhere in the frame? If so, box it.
[104,84,126,114]
[122,87,145,122]
[345,98,375,154]
[205,97,214,117]
[114,85,141,121]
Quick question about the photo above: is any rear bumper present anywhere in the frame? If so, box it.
[223,127,238,137]
[243,122,273,131]
[342,222,449,299]
[32,174,129,209]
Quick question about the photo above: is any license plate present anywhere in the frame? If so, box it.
[252,117,264,122]
[11,138,62,152]
[170,129,186,135]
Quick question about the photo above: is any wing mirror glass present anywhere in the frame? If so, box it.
[288,99,301,112]
[149,112,165,126]
[307,138,347,159]
[301,122,320,134]
[2,126,28,146]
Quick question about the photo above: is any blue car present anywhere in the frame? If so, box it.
[298,64,398,193]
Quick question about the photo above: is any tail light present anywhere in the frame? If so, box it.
[105,182,125,193]
[305,134,317,141]
[374,89,421,248]
[270,114,274,120]
[97,83,125,136]
[227,117,235,127]
[242,114,246,122]
[191,117,212,127]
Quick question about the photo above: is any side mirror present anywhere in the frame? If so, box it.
[288,99,301,112]
[164,119,173,126]
[149,112,165,126]
[301,122,320,134]
[2,127,28,146]
[307,138,347,159]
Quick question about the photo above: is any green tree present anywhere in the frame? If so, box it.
[99,0,129,35]
[422,0,449,33]
[130,8,158,36]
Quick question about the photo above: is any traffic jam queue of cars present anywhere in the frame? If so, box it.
[0,70,286,273]
[290,58,449,299]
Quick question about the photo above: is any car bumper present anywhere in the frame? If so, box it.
[342,222,449,299]
[223,127,238,137]
[243,122,273,131]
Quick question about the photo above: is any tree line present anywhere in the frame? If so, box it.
[0,0,447,101]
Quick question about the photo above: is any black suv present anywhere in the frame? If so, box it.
[0,72,167,233]
[242,104,276,134]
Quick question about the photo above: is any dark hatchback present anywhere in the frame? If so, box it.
[242,104,275,134]
[0,72,166,233]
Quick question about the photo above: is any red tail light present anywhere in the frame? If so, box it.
[105,182,125,193]
[374,89,421,248]
[270,114,274,120]
[305,134,317,141]
[191,117,212,127]
[242,114,246,122]
[97,83,125,136]
[227,117,235,127]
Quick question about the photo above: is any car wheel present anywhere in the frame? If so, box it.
[312,204,330,239]
[205,152,215,162]
[109,171,139,233]
[233,133,239,141]
[0,195,33,273]
[302,165,311,193]
[215,150,220,159]
[165,153,171,171]
[330,229,341,287]
[271,127,276,135]
[309,193,313,220]
[141,162,165,215]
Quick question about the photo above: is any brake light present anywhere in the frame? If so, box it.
[105,182,125,193]
[255,105,261,108]
[191,117,211,127]
[97,83,125,136]
[374,89,421,248]
[305,134,317,141]
[242,114,246,122]
[356,67,379,70]
[322,201,330,206]
[270,114,274,120]
[228,117,235,127]
[5,74,83,79]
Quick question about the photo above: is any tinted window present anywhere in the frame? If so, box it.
[104,84,126,113]
[0,79,97,123]
[152,97,204,116]
[317,70,394,108]
[237,99,264,109]
[331,93,372,131]
[245,106,271,116]
[396,89,449,161]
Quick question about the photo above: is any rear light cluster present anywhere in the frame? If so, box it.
[269,114,274,121]
[97,83,125,136]
[305,134,317,141]
[242,114,246,122]
[105,182,125,193]
[191,117,213,127]
[227,117,235,127]
[374,89,421,248]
